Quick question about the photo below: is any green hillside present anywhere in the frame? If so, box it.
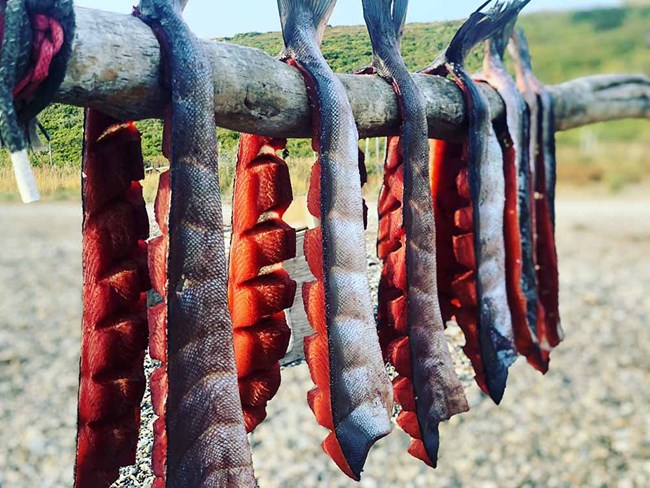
[1,6,648,194]
[225,6,650,79]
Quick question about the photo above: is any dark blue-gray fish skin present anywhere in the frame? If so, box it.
[542,93,557,227]
[481,30,540,350]
[135,1,255,486]
[362,0,468,465]
[423,0,528,404]
[277,0,393,479]
[508,27,557,227]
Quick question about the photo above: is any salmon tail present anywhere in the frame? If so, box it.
[508,27,534,78]
[228,134,296,433]
[391,0,409,39]
[425,0,529,73]
[278,0,337,48]
[75,110,150,487]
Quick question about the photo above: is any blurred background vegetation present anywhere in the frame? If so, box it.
[0,5,647,200]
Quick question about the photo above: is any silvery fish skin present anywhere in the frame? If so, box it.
[478,106,518,376]
[479,34,545,370]
[362,0,468,465]
[136,1,255,486]
[278,0,393,478]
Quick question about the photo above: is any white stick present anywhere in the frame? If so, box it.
[11,149,40,203]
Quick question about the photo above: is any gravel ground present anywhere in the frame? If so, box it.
[1,194,649,487]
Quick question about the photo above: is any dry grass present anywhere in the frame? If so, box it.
[0,141,646,202]
[0,165,167,203]
[0,156,323,203]
[556,142,649,192]
[0,165,80,202]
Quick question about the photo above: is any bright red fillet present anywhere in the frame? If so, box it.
[498,129,546,370]
[377,137,405,262]
[148,168,171,488]
[375,137,428,467]
[429,138,489,394]
[228,134,295,433]
[75,111,150,488]
[300,159,356,481]
[377,137,406,354]
[534,142,561,353]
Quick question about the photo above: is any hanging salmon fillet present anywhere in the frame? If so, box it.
[75,111,150,488]
[509,28,564,360]
[135,0,255,485]
[278,0,393,480]
[423,1,527,404]
[363,0,468,467]
[228,134,295,433]
[477,21,547,373]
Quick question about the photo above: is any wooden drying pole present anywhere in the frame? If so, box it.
[54,7,650,365]
[58,8,649,139]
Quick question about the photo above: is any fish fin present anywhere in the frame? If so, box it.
[426,0,529,71]
[391,0,409,40]
[508,27,534,72]
[277,0,337,46]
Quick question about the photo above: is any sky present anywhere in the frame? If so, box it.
[74,0,622,39]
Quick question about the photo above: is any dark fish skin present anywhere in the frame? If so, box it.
[362,0,468,466]
[540,91,558,229]
[479,33,547,372]
[135,1,255,486]
[423,1,526,404]
[509,29,558,228]
[277,0,393,479]
[509,28,564,355]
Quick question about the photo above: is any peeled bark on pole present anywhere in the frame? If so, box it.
[57,8,650,140]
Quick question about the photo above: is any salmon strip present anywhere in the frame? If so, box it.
[423,1,526,403]
[509,28,563,361]
[278,0,393,479]
[228,134,295,433]
[75,111,150,487]
[364,0,468,467]
[478,26,547,372]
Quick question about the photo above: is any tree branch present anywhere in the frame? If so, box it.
[56,7,650,140]
[550,74,650,131]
